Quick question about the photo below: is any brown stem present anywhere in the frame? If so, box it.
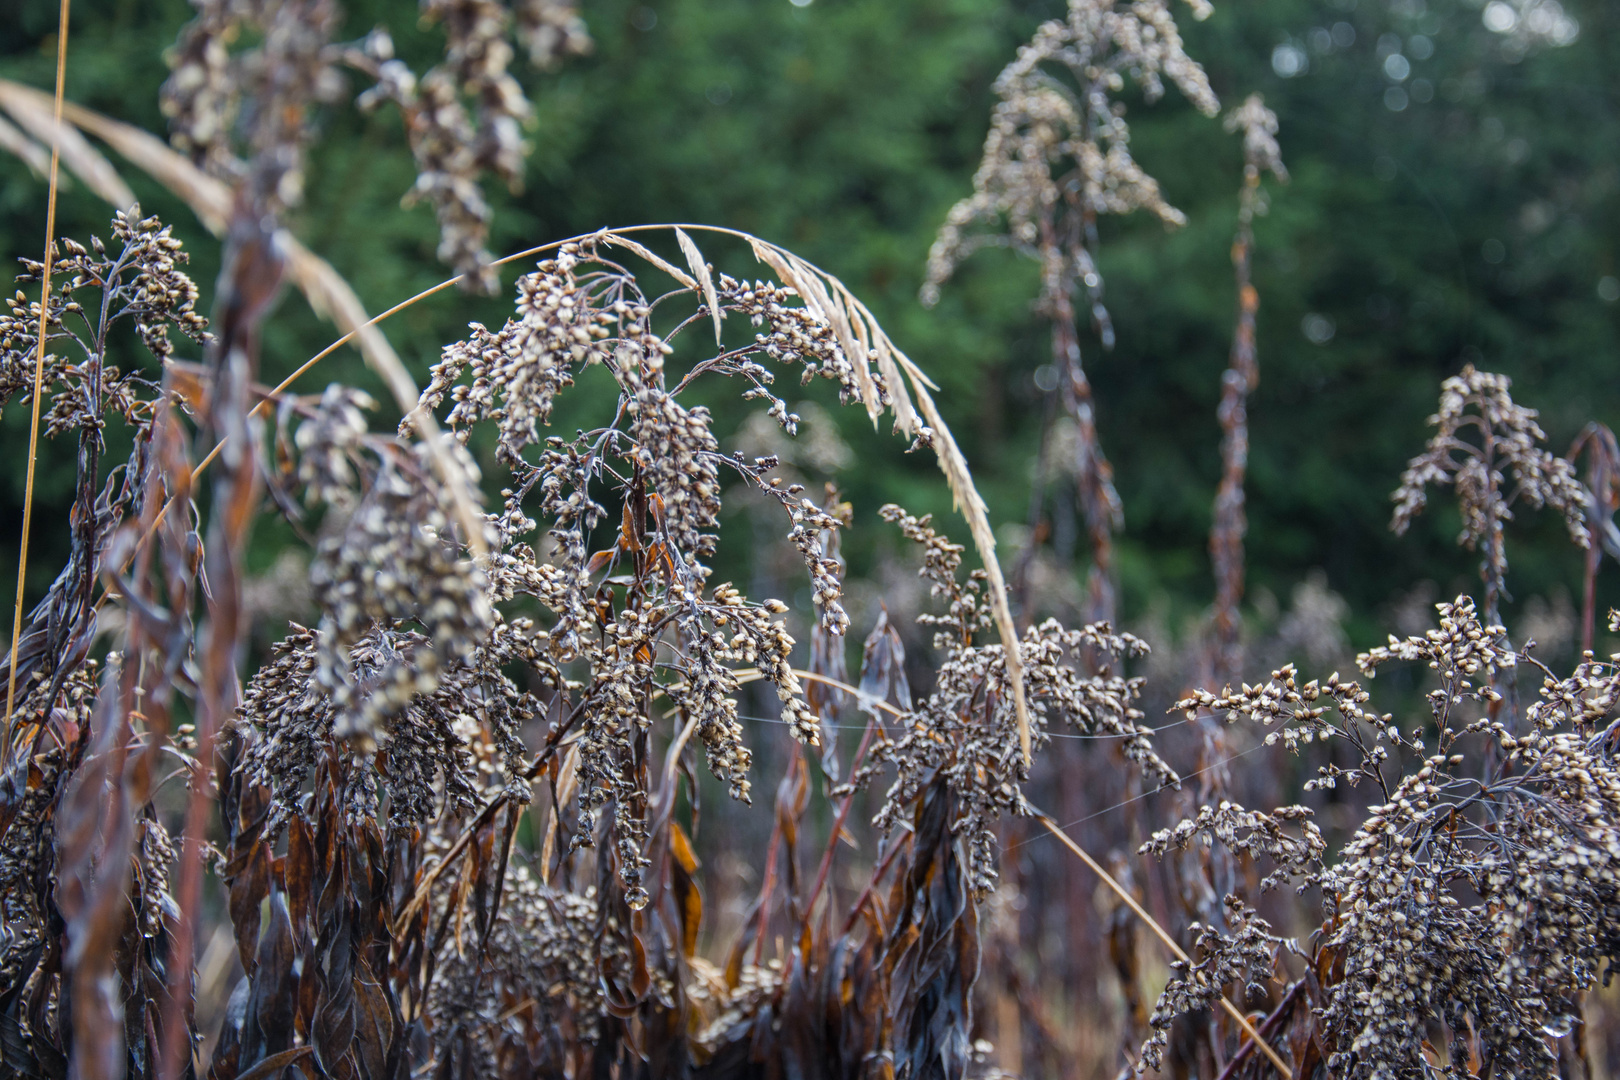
[800,712,880,930]
[752,818,781,965]
[1211,171,1261,690]
[841,830,907,936]
[160,202,283,1080]
[1211,979,1307,1080]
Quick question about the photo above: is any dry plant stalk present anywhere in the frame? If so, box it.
[1169,106,1289,1031]
[1208,94,1285,691]
[1392,365,1588,737]
[3,0,73,742]
[925,0,1219,626]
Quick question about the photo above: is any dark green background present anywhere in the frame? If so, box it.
[3,0,1618,655]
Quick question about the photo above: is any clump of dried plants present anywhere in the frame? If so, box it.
[1157,593,1620,1080]
[4,2,1620,1080]
[0,191,1067,1078]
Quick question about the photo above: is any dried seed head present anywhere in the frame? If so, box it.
[923,0,1219,306]
[1392,366,1589,615]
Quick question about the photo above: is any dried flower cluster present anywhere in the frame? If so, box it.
[1392,364,1589,622]
[421,862,604,1069]
[263,237,895,906]
[162,0,346,209]
[1225,93,1287,191]
[307,439,496,744]
[1137,896,1277,1073]
[0,207,219,1080]
[164,0,586,283]
[1,209,205,428]
[1153,593,1620,1080]
[412,251,612,460]
[349,0,589,290]
[0,208,208,729]
[922,0,1219,307]
[861,506,1176,897]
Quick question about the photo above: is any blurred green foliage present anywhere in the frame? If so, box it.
[2,0,1618,652]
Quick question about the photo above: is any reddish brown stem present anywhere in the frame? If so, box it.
[1210,174,1261,691]
[841,831,907,936]
[801,713,880,929]
[160,206,283,1080]
[752,818,782,965]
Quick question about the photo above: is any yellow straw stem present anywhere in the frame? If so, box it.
[1034,812,1291,1079]
[5,0,73,739]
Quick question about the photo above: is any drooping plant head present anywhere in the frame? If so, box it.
[923,0,1221,629]
[162,0,589,289]
[234,225,1043,896]
[921,0,1220,320]
[1392,364,1588,623]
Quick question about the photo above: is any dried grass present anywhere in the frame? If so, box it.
[1,4,1618,1080]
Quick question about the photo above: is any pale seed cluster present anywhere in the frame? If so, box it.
[1,208,207,430]
[866,507,1173,897]
[422,864,604,1066]
[721,275,864,405]
[571,604,659,905]
[1142,799,1324,893]
[304,432,495,747]
[1136,896,1275,1074]
[0,668,93,989]
[161,0,346,209]
[235,621,533,827]
[528,436,604,658]
[1224,92,1287,190]
[412,250,614,463]
[1392,366,1589,616]
[351,0,588,289]
[622,354,723,565]
[1156,594,1620,1080]
[165,0,585,280]
[665,624,753,804]
[736,464,850,634]
[922,0,1220,306]
[295,384,375,509]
